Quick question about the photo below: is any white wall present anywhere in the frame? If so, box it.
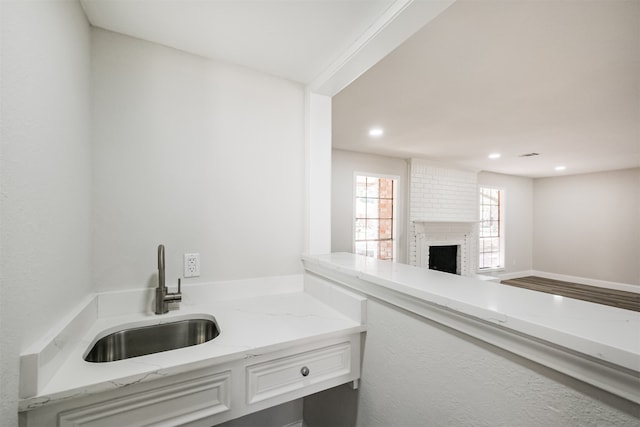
[331,149,408,263]
[478,171,534,275]
[533,168,640,285]
[305,299,640,427]
[305,93,332,255]
[92,29,306,292]
[0,1,93,424]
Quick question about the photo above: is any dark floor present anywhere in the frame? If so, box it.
[500,276,640,312]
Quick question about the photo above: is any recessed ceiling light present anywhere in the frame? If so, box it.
[368,128,384,137]
[488,153,501,159]
[555,165,566,171]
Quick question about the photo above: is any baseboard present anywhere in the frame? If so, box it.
[531,271,639,293]
[491,270,534,281]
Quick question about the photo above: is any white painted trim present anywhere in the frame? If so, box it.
[309,0,457,96]
[493,270,535,281]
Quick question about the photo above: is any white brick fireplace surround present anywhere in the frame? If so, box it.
[409,160,478,275]
[414,221,477,276]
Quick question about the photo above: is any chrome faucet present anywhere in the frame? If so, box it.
[155,244,182,314]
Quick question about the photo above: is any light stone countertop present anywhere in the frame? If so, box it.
[302,253,640,403]
[19,277,365,411]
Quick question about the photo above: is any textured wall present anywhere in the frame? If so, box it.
[0,1,93,424]
[305,299,640,426]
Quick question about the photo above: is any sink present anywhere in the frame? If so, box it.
[84,317,220,363]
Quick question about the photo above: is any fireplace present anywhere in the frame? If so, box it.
[413,221,477,276]
[429,245,459,274]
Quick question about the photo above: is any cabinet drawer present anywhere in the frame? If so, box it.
[246,342,351,404]
[58,370,231,427]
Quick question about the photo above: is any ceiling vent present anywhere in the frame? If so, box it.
[519,152,540,157]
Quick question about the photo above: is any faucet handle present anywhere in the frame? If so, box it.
[177,278,181,294]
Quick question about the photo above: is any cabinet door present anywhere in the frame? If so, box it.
[58,371,231,427]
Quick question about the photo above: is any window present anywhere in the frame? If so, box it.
[479,187,504,270]
[354,175,397,260]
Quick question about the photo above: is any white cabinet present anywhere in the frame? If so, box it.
[21,334,361,427]
[58,371,231,427]
[247,342,352,404]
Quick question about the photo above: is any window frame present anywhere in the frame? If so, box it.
[352,172,399,261]
[478,186,505,271]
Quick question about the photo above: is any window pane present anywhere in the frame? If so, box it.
[356,176,367,197]
[481,253,490,268]
[479,221,491,237]
[355,197,367,218]
[378,240,393,260]
[366,177,379,197]
[354,175,397,261]
[366,241,377,258]
[488,253,500,268]
[379,198,392,219]
[490,237,500,251]
[490,206,499,220]
[481,188,491,205]
[366,198,379,218]
[379,178,393,198]
[379,219,392,239]
[491,188,499,203]
[366,219,379,240]
[355,219,366,240]
[479,186,503,269]
[482,206,491,220]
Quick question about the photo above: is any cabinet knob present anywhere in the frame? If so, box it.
[300,366,310,377]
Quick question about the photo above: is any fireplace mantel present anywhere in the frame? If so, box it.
[413,221,478,276]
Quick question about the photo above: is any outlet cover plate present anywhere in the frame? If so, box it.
[184,253,200,278]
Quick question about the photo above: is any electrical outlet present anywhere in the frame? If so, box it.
[184,253,200,278]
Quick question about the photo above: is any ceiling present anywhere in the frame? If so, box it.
[333,0,640,178]
[80,0,395,84]
[80,0,639,179]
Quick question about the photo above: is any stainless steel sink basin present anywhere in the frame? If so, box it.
[84,317,220,363]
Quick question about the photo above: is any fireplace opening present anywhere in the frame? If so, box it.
[428,245,459,275]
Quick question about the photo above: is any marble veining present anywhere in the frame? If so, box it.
[302,253,640,403]
[19,276,364,412]
[304,253,639,365]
